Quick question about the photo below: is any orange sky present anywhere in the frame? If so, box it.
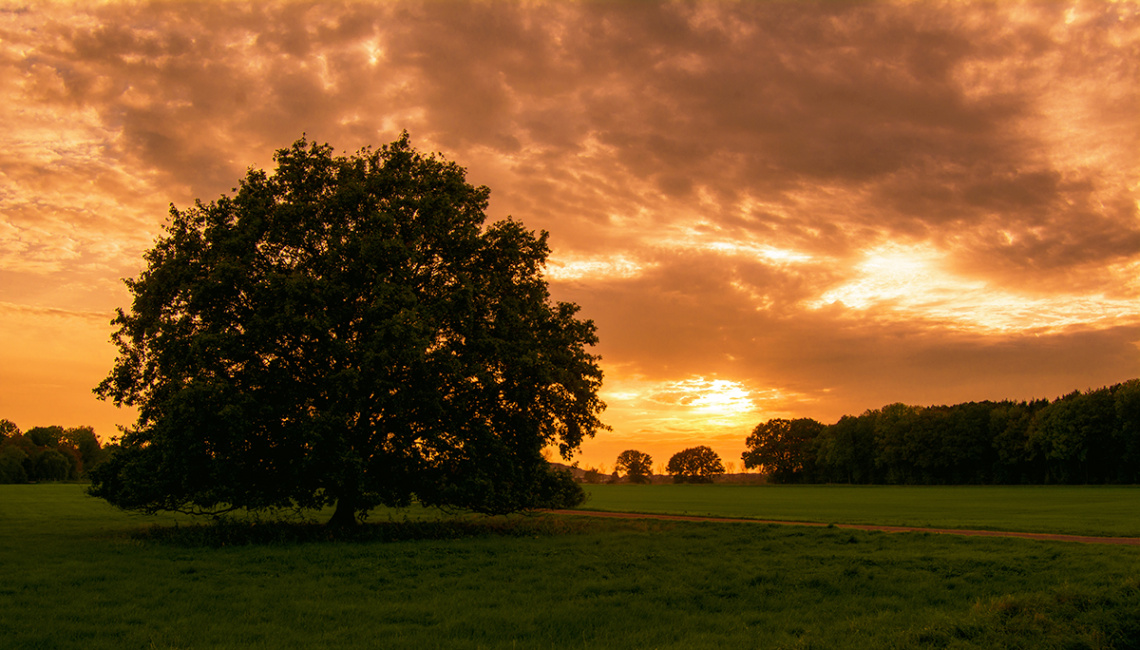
[1,1,1138,471]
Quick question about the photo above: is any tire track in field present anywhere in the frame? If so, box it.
[543,509,1140,545]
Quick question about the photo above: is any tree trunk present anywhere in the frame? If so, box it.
[327,494,358,528]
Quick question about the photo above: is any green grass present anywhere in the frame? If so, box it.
[579,484,1140,537]
[2,484,1140,649]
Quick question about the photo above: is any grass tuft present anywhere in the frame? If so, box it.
[909,581,1140,649]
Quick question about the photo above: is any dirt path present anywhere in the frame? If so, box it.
[544,509,1140,545]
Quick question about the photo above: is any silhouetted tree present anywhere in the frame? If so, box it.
[1030,388,1119,483]
[741,418,823,483]
[61,426,105,472]
[0,423,93,481]
[813,413,878,483]
[872,403,924,484]
[938,402,999,483]
[90,134,606,526]
[666,446,724,483]
[34,449,71,481]
[615,449,654,484]
[25,426,63,448]
[0,442,28,483]
[1114,380,1140,483]
[989,400,1041,483]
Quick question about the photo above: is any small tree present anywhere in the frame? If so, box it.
[90,134,607,526]
[666,446,725,483]
[615,449,654,484]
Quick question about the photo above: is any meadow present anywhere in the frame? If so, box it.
[2,484,1139,649]
[580,483,1140,537]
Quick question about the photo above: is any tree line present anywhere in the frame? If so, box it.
[741,379,1140,484]
[0,420,111,483]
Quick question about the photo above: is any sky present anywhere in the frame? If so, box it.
[1,1,1138,472]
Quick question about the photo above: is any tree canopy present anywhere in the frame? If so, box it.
[0,421,107,483]
[741,418,824,483]
[615,449,653,484]
[90,134,607,525]
[666,445,724,483]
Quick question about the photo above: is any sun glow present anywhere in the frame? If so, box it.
[664,377,757,415]
[810,244,1140,333]
[578,374,816,468]
[601,375,769,431]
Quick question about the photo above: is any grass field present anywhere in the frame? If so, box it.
[580,484,1140,537]
[3,484,1140,649]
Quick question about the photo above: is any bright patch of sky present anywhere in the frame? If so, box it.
[810,243,1140,334]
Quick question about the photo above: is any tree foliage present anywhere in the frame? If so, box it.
[61,426,104,470]
[90,134,606,525]
[0,419,19,440]
[666,445,725,483]
[0,421,106,483]
[741,418,823,483]
[25,425,63,448]
[748,379,1140,485]
[615,449,654,484]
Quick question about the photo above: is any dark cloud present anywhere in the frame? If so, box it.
[16,2,1134,253]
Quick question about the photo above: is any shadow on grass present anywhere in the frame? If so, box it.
[131,513,604,547]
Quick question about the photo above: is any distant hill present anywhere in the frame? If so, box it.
[548,461,586,480]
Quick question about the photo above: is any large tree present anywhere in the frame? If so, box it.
[666,446,725,484]
[91,134,607,526]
